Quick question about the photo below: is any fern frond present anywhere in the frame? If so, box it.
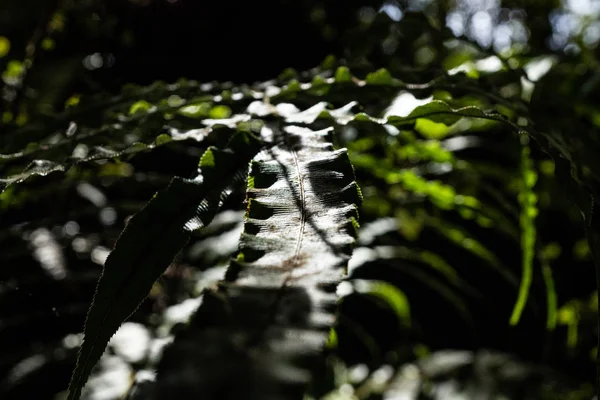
[153,125,362,399]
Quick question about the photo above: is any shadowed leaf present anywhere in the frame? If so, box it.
[66,131,262,400]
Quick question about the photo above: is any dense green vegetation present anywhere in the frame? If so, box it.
[2,1,600,399]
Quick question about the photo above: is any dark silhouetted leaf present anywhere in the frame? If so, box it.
[66,131,262,400]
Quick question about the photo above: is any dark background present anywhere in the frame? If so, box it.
[1,0,600,398]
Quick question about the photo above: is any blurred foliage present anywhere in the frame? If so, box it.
[2,0,600,399]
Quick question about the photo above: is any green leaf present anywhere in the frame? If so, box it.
[386,100,507,127]
[66,131,262,400]
[510,143,538,326]
[365,68,396,85]
[0,36,10,58]
[541,258,557,331]
[155,133,172,146]
[3,60,23,79]
[153,126,362,398]
[325,328,338,349]
[128,100,152,115]
[334,66,352,83]
[178,102,211,118]
[414,118,450,139]
[209,105,232,119]
[354,279,411,327]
